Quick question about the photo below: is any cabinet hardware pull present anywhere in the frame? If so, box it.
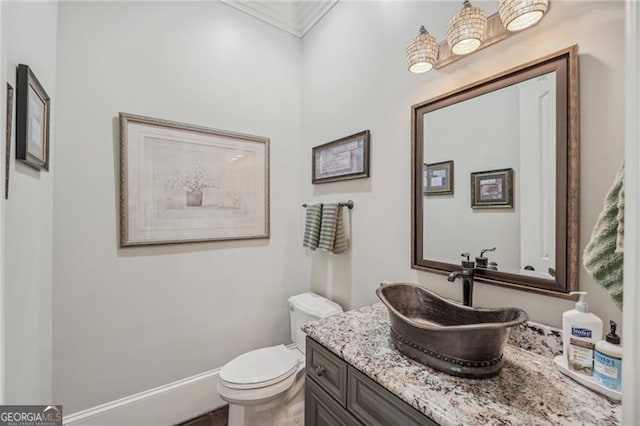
[314,364,325,376]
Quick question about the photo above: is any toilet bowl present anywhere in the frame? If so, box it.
[217,293,343,426]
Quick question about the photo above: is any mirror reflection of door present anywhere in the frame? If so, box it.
[518,73,556,278]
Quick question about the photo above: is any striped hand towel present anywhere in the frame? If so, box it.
[583,162,624,309]
[318,203,348,254]
[303,204,322,250]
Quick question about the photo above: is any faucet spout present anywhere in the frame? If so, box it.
[447,271,463,282]
[447,268,475,307]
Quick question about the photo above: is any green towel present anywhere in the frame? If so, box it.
[318,203,348,254]
[333,206,348,254]
[303,204,322,250]
[583,162,624,309]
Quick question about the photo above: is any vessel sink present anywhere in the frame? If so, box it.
[376,283,528,378]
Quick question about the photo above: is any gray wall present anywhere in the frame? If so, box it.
[53,2,306,413]
[1,0,57,404]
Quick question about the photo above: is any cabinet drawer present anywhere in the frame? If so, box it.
[306,375,361,426]
[347,366,436,426]
[306,337,348,406]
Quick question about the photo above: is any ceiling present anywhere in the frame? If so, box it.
[220,0,338,37]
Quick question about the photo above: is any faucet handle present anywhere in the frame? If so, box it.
[476,247,496,269]
[460,253,475,269]
[480,247,496,257]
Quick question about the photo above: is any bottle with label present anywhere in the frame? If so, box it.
[594,320,623,390]
[562,292,603,376]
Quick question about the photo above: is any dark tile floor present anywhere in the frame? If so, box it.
[177,405,228,426]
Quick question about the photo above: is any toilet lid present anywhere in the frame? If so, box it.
[220,345,300,389]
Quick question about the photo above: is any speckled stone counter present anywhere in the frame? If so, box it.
[302,303,621,426]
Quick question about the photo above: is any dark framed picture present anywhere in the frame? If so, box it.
[312,130,370,184]
[15,64,50,171]
[5,83,14,199]
[471,168,514,209]
[424,160,454,196]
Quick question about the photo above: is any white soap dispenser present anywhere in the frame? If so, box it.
[562,291,603,376]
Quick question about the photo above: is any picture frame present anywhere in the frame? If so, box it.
[312,130,370,184]
[5,83,14,199]
[471,168,514,209]
[119,113,270,247]
[424,160,454,196]
[15,64,50,171]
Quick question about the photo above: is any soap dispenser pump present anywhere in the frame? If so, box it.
[562,292,603,376]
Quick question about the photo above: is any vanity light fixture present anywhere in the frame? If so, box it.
[499,0,549,32]
[446,0,487,55]
[406,26,439,73]
[408,0,551,71]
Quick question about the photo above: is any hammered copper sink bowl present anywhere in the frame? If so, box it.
[376,283,528,378]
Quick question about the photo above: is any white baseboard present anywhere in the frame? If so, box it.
[63,368,226,425]
[63,344,298,425]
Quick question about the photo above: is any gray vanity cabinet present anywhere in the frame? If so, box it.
[305,337,437,426]
[306,378,360,426]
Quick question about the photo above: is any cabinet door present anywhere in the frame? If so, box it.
[347,366,437,426]
[306,337,348,406]
[306,375,361,426]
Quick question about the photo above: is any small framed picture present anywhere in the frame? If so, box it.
[424,160,454,196]
[5,83,14,199]
[471,168,514,209]
[15,64,50,171]
[312,130,370,184]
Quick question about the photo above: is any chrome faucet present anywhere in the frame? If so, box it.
[447,253,475,307]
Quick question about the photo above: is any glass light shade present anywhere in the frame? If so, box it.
[406,26,439,73]
[499,0,549,32]
[447,1,487,56]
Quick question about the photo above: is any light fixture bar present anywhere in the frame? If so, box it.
[436,12,511,69]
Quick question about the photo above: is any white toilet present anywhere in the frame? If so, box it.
[217,292,343,426]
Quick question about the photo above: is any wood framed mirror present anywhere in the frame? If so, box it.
[412,46,579,297]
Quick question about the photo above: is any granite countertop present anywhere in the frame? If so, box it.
[302,303,621,426]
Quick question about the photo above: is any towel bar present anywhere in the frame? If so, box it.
[302,200,354,209]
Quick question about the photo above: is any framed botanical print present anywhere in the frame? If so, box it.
[471,168,514,209]
[119,113,270,246]
[15,64,50,171]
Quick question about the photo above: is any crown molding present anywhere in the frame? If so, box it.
[297,0,337,36]
[220,0,337,38]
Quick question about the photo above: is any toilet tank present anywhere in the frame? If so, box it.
[288,292,343,353]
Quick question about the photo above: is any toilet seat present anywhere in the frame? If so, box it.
[218,371,300,405]
[220,345,301,390]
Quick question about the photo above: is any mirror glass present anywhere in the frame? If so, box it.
[412,47,579,295]
[423,71,557,279]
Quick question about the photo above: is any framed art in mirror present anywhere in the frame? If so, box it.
[15,64,50,171]
[424,161,454,196]
[411,46,579,297]
[471,168,514,209]
[119,113,270,247]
